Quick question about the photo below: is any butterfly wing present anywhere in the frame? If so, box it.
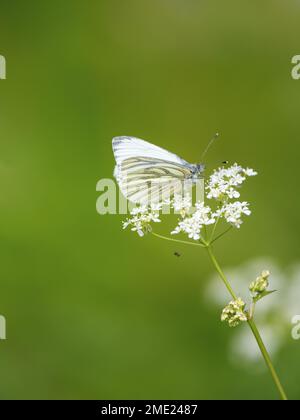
[112,137,195,205]
[112,136,190,166]
[118,157,194,204]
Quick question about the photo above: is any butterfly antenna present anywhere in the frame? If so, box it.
[201,133,220,161]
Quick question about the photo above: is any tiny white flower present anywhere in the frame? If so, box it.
[229,173,245,186]
[227,188,241,199]
[244,168,258,177]
[122,220,131,229]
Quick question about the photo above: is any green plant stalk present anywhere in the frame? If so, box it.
[152,232,205,247]
[247,318,288,401]
[206,245,237,300]
[206,245,288,401]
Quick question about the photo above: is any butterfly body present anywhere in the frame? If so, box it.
[189,163,206,182]
[112,136,205,204]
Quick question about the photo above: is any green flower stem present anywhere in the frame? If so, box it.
[206,245,237,300]
[152,232,206,248]
[209,214,221,243]
[211,226,233,245]
[206,245,288,401]
[247,319,288,401]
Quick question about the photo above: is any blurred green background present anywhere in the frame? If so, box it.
[0,0,300,400]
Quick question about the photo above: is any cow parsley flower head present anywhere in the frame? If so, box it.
[171,202,215,241]
[217,201,252,228]
[221,298,248,328]
[122,204,162,236]
[206,163,257,202]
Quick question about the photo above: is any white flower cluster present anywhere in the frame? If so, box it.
[122,204,162,237]
[215,201,251,229]
[171,202,216,241]
[206,164,257,202]
[221,298,248,328]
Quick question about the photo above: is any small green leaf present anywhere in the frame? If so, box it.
[253,290,277,304]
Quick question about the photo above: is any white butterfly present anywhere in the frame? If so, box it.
[112,136,206,205]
